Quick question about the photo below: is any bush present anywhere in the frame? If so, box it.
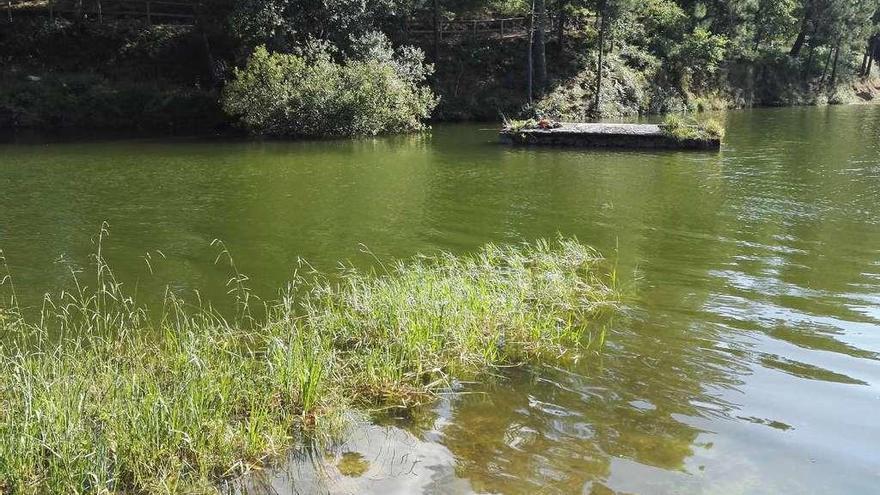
[222,34,438,137]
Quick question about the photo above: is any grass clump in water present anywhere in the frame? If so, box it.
[0,238,618,494]
[660,114,725,142]
[502,118,539,132]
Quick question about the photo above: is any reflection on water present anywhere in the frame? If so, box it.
[2,105,880,493]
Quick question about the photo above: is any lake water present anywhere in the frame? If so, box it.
[2,105,879,494]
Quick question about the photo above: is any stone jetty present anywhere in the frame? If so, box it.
[500,123,721,150]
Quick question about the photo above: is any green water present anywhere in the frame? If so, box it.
[2,105,880,494]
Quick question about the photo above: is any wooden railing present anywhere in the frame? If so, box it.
[405,15,558,39]
[7,0,197,24]
[6,2,589,40]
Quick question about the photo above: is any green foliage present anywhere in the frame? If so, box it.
[670,27,729,90]
[637,0,689,56]
[228,0,412,49]
[536,52,652,120]
[503,118,539,132]
[0,19,207,84]
[748,0,798,53]
[0,238,619,493]
[689,92,731,112]
[0,72,224,131]
[222,35,438,137]
[660,114,725,141]
[1,0,878,130]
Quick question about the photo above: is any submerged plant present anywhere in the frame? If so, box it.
[0,237,619,494]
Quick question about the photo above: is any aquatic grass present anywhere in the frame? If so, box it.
[501,117,539,132]
[0,238,619,494]
[660,114,726,142]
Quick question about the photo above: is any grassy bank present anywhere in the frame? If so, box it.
[0,239,618,494]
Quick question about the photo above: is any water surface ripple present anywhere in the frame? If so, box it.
[2,105,879,494]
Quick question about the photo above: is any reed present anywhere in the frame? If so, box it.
[0,237,619,494]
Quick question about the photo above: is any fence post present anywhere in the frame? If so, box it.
[96,0,102,23]
[48,0,53,21]
[7,0,11,23]
[146,0,152,24]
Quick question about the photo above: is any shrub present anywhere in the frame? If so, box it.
[222,34,438,137]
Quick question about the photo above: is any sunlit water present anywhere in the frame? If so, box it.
[2,105,879,494]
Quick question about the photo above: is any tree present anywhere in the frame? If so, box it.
[818,0,878,86]
[592,0,633,117]
[432,0,441,63]
[862,9,880,77]
[593,0,607,115]
[789,0,817,57]
[534,0,548,93]
[555,0,568,53]
[229,0,409,51]
[869,37,879,76]
[751,0,797,52]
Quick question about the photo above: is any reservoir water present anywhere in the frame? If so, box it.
[2,105,879,494]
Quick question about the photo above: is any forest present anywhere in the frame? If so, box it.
[1,0,879,135]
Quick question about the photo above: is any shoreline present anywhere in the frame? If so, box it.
[0,239,619,493]
[2,97,877,144]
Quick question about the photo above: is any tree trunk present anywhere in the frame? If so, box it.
[432,0,440,63]
[556,0,567,54]
[789,13,809,57]
[752,2,765,52]
[533,0,547,95]
[528,0,535,104]
[594,3,606,118]
[803,41,815,81]
[868,38,877,77]
[862,45,871,77]
[820,46,833,85]
[194,4,216,88]
[829,42,841,88]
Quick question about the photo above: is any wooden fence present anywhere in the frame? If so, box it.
[5,2,587,41]
[405,15,560,40]
[6,0,196,24]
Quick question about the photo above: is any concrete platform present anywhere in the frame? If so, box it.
[499,123,721,150]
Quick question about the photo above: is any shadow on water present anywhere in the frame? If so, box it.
[2,105,880,493]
